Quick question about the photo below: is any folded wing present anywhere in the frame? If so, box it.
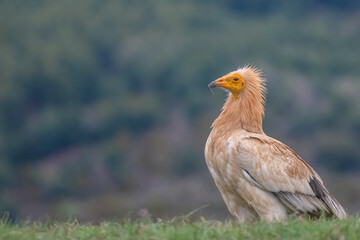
[233,133,347,219]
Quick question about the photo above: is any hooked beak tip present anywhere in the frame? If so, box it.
[208,81,218,89]
[208,81,218,95]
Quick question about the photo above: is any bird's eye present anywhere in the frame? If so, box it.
[233,78,239,81]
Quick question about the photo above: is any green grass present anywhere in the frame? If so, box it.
[0,216,359,240]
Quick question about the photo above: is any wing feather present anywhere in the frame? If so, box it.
[232,133,347,219]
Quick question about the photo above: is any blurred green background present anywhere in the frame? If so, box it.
[0,0,359,221]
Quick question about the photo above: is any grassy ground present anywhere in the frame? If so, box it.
[0,216,359,240]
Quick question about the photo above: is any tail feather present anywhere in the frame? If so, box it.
[309,177,347,219]
[323,194,347,219]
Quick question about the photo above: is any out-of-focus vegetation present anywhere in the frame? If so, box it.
[0,0,360,221]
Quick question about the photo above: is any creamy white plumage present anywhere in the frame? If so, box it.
[205,66,347,222]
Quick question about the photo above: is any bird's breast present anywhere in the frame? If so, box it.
[205,133,243,193]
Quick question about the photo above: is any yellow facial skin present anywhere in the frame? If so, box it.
[209,73,246,100]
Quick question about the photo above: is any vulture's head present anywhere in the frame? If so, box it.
[208,66,266,102]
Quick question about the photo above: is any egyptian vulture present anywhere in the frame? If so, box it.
[205,66,347,222]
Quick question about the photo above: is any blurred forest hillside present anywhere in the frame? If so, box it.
[0,0,360,221]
